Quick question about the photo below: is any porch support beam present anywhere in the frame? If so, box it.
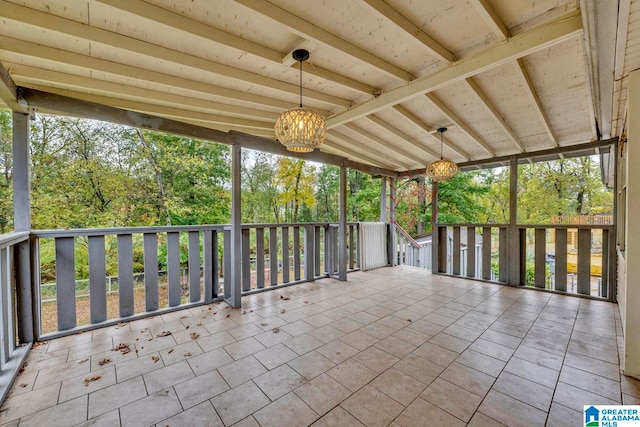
[338,165,348,281]
[380,177,387,222]
[20,88,397,178]
[12,112,30,231]
[227,143,242,308]
[507,156,520,286]
[0,62,27,113]
[389,178,397,266]
[431,181,439,273]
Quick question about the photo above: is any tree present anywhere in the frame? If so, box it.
[0,110,12,232]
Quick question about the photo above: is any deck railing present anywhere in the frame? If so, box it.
[29,222,360,338]
[434,223,615,300]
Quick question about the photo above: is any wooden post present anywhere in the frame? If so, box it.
[507,157,520,286]
[338,166,347,280]
[431,181,439,273]
[228,143,242,308]
[389,178,397,266]
[380,176,387,222]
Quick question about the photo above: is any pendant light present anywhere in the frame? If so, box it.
[426,127,458,182]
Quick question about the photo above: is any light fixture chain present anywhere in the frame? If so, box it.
[299,59,303,108]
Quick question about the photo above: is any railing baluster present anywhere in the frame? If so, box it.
[88,235,107,323]
[55,237,76,330]
[256,228,265,288]
[499,227,507,282]
[601,228,609,298]
[117,234,134,318]
[188,231,200,302]
[534,228,546,288]
[203,230,214,303]
[324,226,331,275]
[356,224,361,270]
[555,229,568,291]
[293,226,301,280]
[482,227,491,280]
[167,232,181,307]
[282,226,289,283]
[452,227,461,275]
[467,227,476,278]
[241,228,250,292]
[1,247,9,363]
[143,233,158,312]
[223,229,231,298]
[349,225,355,270]
[269,227,278,286]
[314,226,321,277]
[305,225,314,281]
[577,229,591,295]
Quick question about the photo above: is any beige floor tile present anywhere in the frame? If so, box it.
[553,381,620,412]
[469,338,515,362]
[478,390,547,427]
[88,376,147,419]
[351,346,399,373]
[305,314,334,328]
[480,329,522,349]
[391,327,431,346]
[288,351,336,380]
[171,325,210,344]
[624,393,640,404]
[311,406,365,427]
[421,378,482,422]
[16,395,86,427]
[559,365,621,401]
[67,338,115,361]
[33,358,92,388]
[428,332,472,353]
[359,323,396,340]
[232,415,260,427]
[280,320,316,337]
[394,353,445,385]
[143,359,194,394]
[622,375,640,398]
[339,330,378,351]
[394,397,465,427]
[439,362,495,397]
[330,318,363,334]
[253,328,294,347]
[158,401,223,427]
[412,341,458,367]
[546,402,582,427]
[370,367,426,406]
[202,319,239,335]
[315,340,360,364]
[455,349,505,377]
[374,335,417,358]
[211,381,270,426]
[493,371,553,411]
[174,370,227,409]
[254,343,299,370]
[0,382,60,424]
[326,359,377,392]
[135,335,177,357]
[115,352,164,383]
[159,340,203,365]
[218,355,267,387]
[253,364,307,400]
[119,388,182,427]
[224,337,267,360]
[89,346,137,371]
[75,409,120,427]
[341,385,403,427]
[196,331,237,353]
[504,357,559,388]
[564,352,620,381]
[294,373,352,415]
[284,334,324,355]
[187,348,234,376]
[59,365,116,403]
[467,412,507,427]
[308,325,345,344]
[254,392,318,427]
[227,323,264,341]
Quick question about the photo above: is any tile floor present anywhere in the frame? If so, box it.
[1,266,638,426]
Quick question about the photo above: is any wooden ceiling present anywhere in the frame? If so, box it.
[0,0,631,173]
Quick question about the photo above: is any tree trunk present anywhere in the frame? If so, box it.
[137,130,171,225]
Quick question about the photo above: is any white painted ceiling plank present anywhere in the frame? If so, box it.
[470,0,510,40]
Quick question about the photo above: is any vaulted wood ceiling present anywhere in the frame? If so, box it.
[0,0,632,173]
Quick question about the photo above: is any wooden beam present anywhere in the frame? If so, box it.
[470,0,509,40]
[0,0,349,108]
[19,88,397,176]
[95,0,375,95]
[463,78,525,152]
[232,0,412,81]
[425,93,496,156]
[326,10,583,127]
[0,62,27,113]
[360,0,453,63]
[326,131,406,169]
[513,59,558,147]
[361,116,440,160]
[335,125,417,168]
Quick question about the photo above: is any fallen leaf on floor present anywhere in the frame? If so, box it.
[190,332,200,339]
[260,323,268,327]
[242,311,246,315]
[117,322,127,327]
[226,314,231,318]
[18,363,27,374]
[98,358,112,366]
[83,376,102,386]
[157,331,172,337]
[184,352,192,357]
[19,384,27,388]
[272,328,280,334]
[78,358,89,364]
[180,316,188,319]
[279,295,291,301]
[208,307,212,311]
[113,343,131,355]
[32,341,48,348]
[168,349,174,354]
[151,356,160,363]
[196,323,202,327]
[280,309,286,314]
[304,301,309,304]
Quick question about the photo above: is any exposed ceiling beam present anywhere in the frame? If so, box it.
[232,0,412,81]
[424,93,496,156]
[470,0,509,40]
[0,0,349,108]
[0,61,27,113]
[463,78,525,152]
[9,64,279,127]
[326,9,582,128]
[361,116,441,160]
[340,123,420,168]
[359,0,453,63]
[513,59,558,147]
[94,0,374,95]
[0,36,295,115]
[612,0,631,137]
[20,87,397,177]
[392,105,470,160]
[326,131,404,169]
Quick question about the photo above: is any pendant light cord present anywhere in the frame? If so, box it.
[299,59,303,108]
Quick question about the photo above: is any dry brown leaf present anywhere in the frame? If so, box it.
[208,307,212,311]
[272,328,280,334]
[280,309,286,314]
[83,376,102,387]
[260,323,268,327]
[151,356,160,363]
[303,301,309,304]
[78,358,89,364]
[225,314,231,318]
[242,311,246,315]
[19,383,27,388]
[113,343,131,355]
[168,349,174,354]
[407,319,412,322]
[32,341,48,348]
[157,331,172,337]
[98,358,112,366]
[196,323,202,327]
[279,295,291,301]
[180,316,188,319]
[184,352,192,357]
[190,332,200,340]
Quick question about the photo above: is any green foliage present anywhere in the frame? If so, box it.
[436,171,490,224]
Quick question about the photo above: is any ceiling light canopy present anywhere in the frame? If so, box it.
[426,127,458,182]
[275,49,326,153]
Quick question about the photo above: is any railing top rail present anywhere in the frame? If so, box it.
[437,223,510,228]
[517,224,614,230]
[0,231,30,249]
[32,224,228,238]
[393,223,422,248]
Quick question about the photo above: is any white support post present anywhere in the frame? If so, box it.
[228,143,242,308]
[389,178,397,266]
[338,165,347,281]
[380,176,387,222]
[507,156,520,286]
[622,70,640,378]
[431,180,439,273]
[12,112,30,231]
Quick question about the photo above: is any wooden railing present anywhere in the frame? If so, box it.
[434,223,616,299]
[29,222,360,338]
[393,224,431,270]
